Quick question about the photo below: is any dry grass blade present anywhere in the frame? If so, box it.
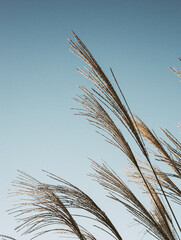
[74,87,139,168]
[125,158,181,240]
[90,160,176,240]
[169,58,181,79]
[9,171,93,240]
[146,182,177,240]
[135,116,181,177]
[127,159,181,206]
[69,31,146,153]
[0,236,16,240]
[161,130,181,175]
[43,170,123,240]
[162,130,181,150]
[169,67,181,79]
[134,115,181,227]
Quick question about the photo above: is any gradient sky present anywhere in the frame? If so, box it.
[0,0,181,239]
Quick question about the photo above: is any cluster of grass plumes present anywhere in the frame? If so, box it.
[3,32,181,240]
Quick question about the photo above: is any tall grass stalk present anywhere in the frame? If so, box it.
[1,32,180,240]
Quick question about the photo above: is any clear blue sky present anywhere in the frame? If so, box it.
[0,0,180,239]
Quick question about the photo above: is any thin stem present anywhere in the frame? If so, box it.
[110,68,181,234]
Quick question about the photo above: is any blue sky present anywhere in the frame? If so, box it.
[0,0,181,239]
